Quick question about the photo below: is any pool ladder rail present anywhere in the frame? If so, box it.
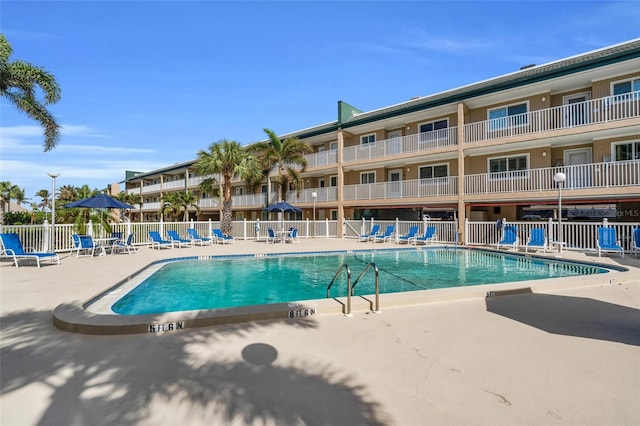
[327,262,380,316]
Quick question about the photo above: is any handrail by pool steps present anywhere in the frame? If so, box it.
[327,264,352,316]
[351,262,380,314]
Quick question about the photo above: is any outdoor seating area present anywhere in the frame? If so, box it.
[496,225,518,250]
[396,226,419,244]
[359,224,380,242]
[373,225,395,243]
[212,229,234,244]
[187,228,212,246]
[411,226,437,245]
[167,230,193,248]
[596,227,624,258]
[525,228,547,253]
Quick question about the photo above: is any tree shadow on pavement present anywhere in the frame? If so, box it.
[1,310,390,425]
[486,292,640,346]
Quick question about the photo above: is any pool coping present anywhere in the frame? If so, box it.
[52,246,628,335]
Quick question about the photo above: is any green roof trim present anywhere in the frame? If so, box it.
[338,101,364,124]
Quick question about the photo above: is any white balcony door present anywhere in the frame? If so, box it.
[564,148,592,188]
[388,169,402,198]
[388,130,402,155]
[563,92,591,127]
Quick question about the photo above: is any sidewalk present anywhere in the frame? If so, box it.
[1,239,639,425]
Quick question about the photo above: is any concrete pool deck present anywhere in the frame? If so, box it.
[1,238,639,425]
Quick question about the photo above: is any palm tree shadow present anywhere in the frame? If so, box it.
[486,292,640,346]
[1,310,389,425]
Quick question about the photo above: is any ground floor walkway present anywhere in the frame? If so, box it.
[1,239,639,425]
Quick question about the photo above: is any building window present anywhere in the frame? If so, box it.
[329,176,337,187]
[488,102,528,130]
[330,141,338,150]
[419,164,449,180]
[235,187,244,196]
[612,78,640,100]
[613,141,640,161]
[488,154,528,179]
[361,171,376,184]
[361,134,376,145]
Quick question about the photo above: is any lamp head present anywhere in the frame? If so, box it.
[312,192,317,198]
[47,172,61,179]
[553,172,566,183]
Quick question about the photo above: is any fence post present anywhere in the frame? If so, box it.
[243,218,247,240]
[464,218,469,245]
[603,218,609,228]
[87,220,93,237]
[395,218,400,243]
[208,218,212,238]
[43,220,50,252]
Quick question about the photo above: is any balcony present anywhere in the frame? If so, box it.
[285,187,338,204]
[305,150,338,168]
[464,92,640,144]
[343,176,458,201]
[465,160,640,195]
[342,127,458,163]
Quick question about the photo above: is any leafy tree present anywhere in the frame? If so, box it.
[0,181,21,225]
[193,140,261,234]
[117,192,142,222]
[248,128,313,202]
[0,34,61,151]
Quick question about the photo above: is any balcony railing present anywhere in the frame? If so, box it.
[464,91,640,144]
[343,176,458,201]
[465,160,640,195]
[305,150,338,168]
[343,127,458,163]
[285,187,338,204]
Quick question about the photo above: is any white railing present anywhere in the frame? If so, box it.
[343,176,458,201]
[464,91,640,144]
[465,160,640,195]
[232,193,267,207]
[343,127,458,163]
[305,150,338,168]
[285,187,338,204]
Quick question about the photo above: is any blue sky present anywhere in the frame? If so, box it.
[1,1,638,206]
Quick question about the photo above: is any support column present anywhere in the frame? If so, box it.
[337,128,345,238]
[456,102,468,244]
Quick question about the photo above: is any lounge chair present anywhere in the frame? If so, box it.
[285,227,300,243]
[496,225,518,250]
[148,231,172,249]
[0,233,60,268]
[596,227,624,258]
[359,224,380,242]
[266,228,278,244]
[112,233,136,254]
[167,230,193,248]
[411,226,437,245]
[525,228,547,253]
[212,228,234,244]
[632,228,640,257]
[397,226,419,244]
[187,228,213,246]
[72,234,105,257]
[373,225,395,243]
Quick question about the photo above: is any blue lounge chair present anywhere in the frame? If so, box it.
[373,225,395,243]
[187,228,212,246]
[525,228,547,253]
[597,227,624,258]
[359,224,380,242]
[285,227,300,243]
[112,233,136,254]
[266,228,278,244]
[167,230,192,248]
[72,234,105,257]
[496,225,518,250]
[397,226,419,244]
[411,226,437,245]
[632,228,640,257]
[148,231,172,249]
[212,228,234,244]
[0,233,60,268]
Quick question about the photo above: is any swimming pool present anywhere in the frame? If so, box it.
[110,248,608,315]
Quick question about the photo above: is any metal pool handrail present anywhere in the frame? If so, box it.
[327,264,352,316]
[351,262,380,313]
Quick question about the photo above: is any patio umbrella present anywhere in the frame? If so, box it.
[65,194,133,230]
[263,201,302,231]
[65,194,133,209]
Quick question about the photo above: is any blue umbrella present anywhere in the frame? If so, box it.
[263,201,301,231]
[65,194,133,209]
[263,201,302,214]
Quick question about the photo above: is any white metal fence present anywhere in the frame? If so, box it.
[1,218,637,255]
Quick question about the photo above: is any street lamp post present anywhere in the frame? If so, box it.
[553,172,566,248]
[312,191,317,238]
[47,172,60,252]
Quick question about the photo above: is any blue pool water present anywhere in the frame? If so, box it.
[110,249,608,315]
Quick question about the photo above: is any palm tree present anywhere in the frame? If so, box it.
[193,140,261,235]
[248,128,313,202]
[35,189,51,221]
[13,187,28,210]
[0,181,20,225]
[0,34,61,151]
[175,191,200,221]
[117,192,142,222]
[159,192,181,222]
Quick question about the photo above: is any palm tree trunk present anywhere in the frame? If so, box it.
[221,199,233,234]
